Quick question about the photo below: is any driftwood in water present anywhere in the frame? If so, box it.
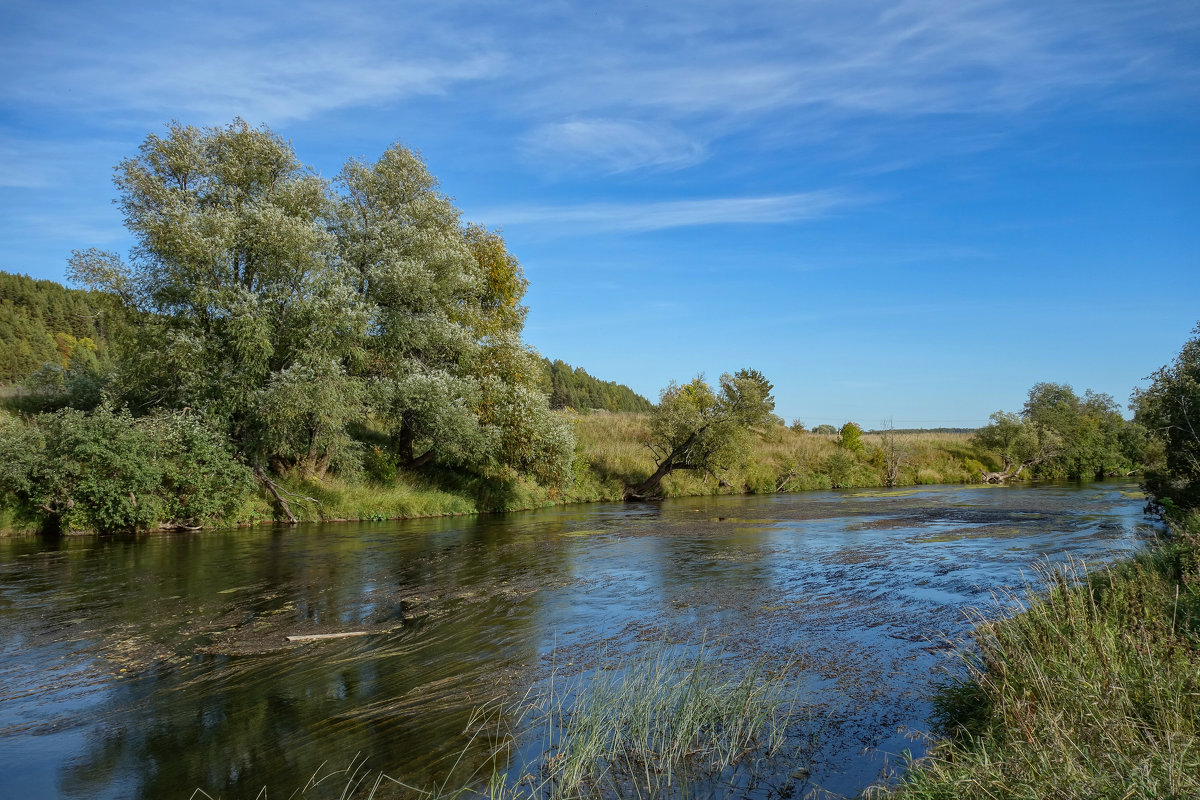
[285,631,368,642]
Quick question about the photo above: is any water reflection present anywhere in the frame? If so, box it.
[0,481,1159,799]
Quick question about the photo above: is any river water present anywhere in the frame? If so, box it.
[0,481,1160,799]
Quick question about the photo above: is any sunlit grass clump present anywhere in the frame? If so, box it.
[208,647,806,800]
[496,647,802,798]
[880,522,1200,800]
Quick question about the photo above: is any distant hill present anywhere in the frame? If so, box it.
[0,271,116,384]
[539,358,653,413]
[0,272,654,415]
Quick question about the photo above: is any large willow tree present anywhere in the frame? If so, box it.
[70,120,572,490]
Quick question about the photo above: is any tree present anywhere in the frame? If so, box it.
[69,120,366,481]
[335,143,482,469]
[1022,383,1128,479]
[975,382,1133,482]
[878,419,907,487]
[973,411,1053,482]
[334,144,572,482]
[67,121,575,496]
[625,369,775,500]
[838,421,864,453]
[1133,323,1200,510]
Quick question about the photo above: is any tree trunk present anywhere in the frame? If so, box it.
[257,467,298,523]
[624,432,699,500]
[624,456,679,500]
[980,454,1049,483]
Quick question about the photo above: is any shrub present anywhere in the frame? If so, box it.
[0,405,251,534]
[839,421,864,453]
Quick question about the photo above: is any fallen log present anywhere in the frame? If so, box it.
[285,631,368,642]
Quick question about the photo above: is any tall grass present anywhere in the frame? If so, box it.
[570,412,991,500]
[878,518,1200,800]
[191,647,806,800]
[496,646,802,799]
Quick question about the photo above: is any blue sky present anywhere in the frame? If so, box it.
[1,0,1197,427]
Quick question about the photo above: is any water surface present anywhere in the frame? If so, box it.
[0,481,1159,798]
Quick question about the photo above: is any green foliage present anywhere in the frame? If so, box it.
[71,120,366,479]
[838,421,864,452]
[888,534,1200,800]
[0,406,251,533]
[629,369,776,497]
[0,271,119,385]
[540,358,653,413]
[362,446,399,485]
[811,423,837,435]
[1024,383,1130,479]
[1134,323,1200,510]
[63,120,573,493]
[974,383,1139,480]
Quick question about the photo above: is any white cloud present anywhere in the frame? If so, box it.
[474,191,862,233]
[507,1,1199,124]
[521,118,706,173]
[0,1,505,124]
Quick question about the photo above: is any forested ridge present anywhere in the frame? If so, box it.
[0,272,115,384]
[0,271,650,411]
[540,358,652,412]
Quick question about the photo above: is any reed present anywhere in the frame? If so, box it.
[206,647,807,800]
[876,518,1200,800]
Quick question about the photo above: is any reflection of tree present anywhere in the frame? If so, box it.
[0,517,574,800]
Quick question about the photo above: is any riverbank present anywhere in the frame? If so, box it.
[879,513,1200,800]
[271,415,996,526]
[1,412,1000,535]
[0,480,1152,798]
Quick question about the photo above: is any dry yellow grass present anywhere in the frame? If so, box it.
[567,412,993,500]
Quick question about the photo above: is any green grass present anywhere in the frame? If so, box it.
[0,413,1004,534]
[569,412,993,500]
[191,647,807,800]
[876,516,1200,800]
[495,646,803,799]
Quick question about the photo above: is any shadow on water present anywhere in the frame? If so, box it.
[0,480,1162,799]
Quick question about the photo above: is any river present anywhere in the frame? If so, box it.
[0,481,1160,799]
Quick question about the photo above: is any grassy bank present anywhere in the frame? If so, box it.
[0,410,1000,533]
[878,516,1200,800]
[562,412,990,503]
[236,413,997,526]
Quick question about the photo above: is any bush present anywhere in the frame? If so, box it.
[1135,323,1200,510]
[838,421,864,452]
[0,405,251,534]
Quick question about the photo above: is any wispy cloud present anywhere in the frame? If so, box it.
[473,191,863,233]
[521,118,706,173]
[501,0,1200,150]
[0,1,505,124]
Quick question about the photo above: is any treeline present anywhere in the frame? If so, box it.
[0,120,578,533]
[0,118,1185,537]
[973,382,1147,482]
[0,272,116,384]
[539,358,652,412]
[883,347,1200,800]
